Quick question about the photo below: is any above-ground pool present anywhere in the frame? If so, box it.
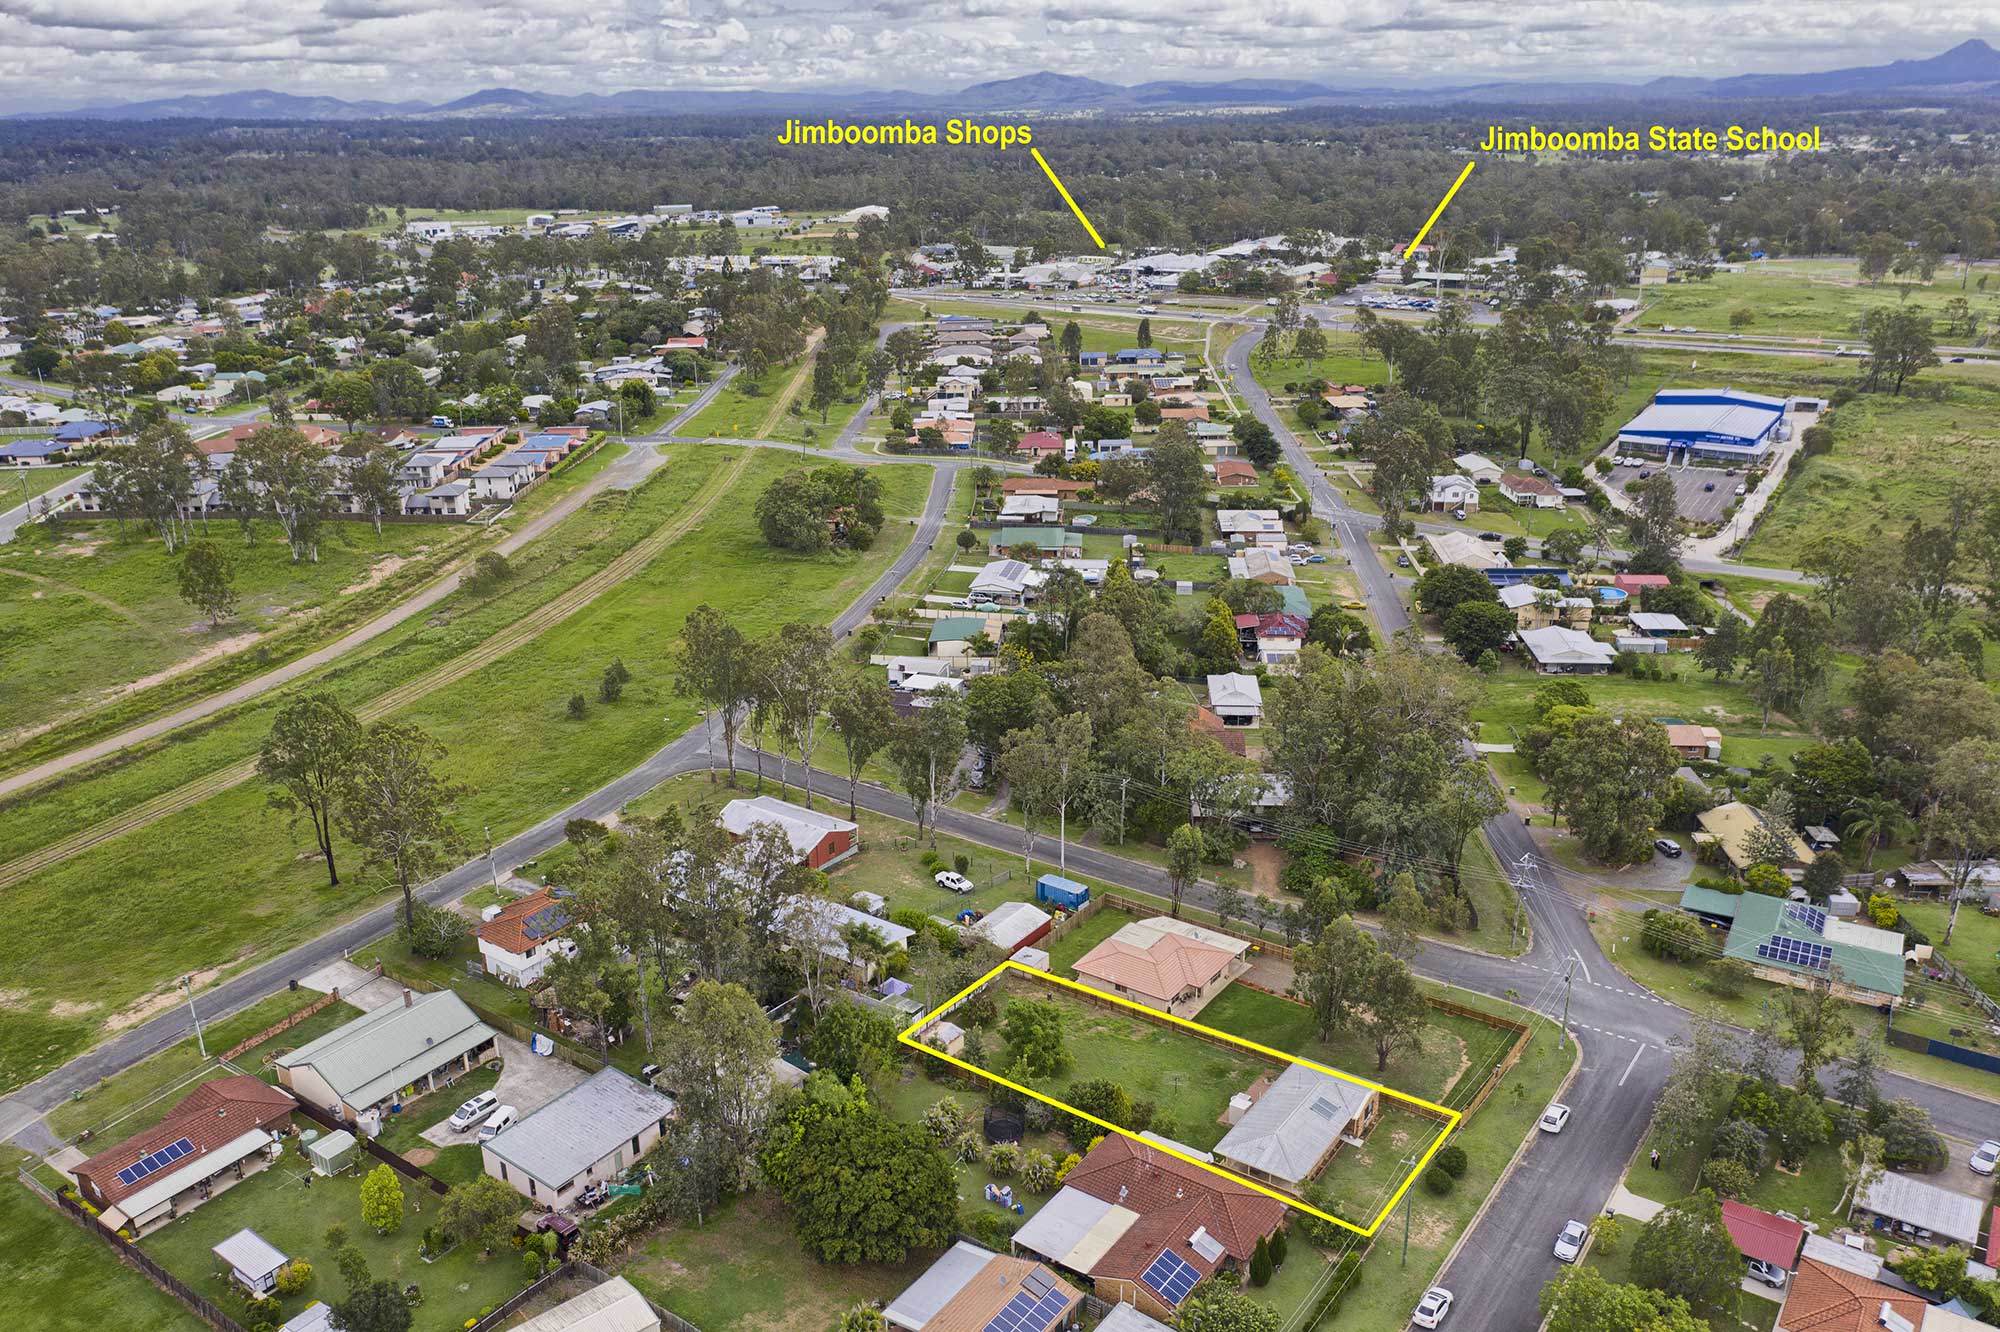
[1595,587,1630,605]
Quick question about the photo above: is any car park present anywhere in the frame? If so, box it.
[1412,1287,1454,1328]
[477,1104,519,1141]
[1655,838,1683,858]
[1746,1258,1788,1289]
[1539,1103,1571,1134]
[935,870,975,893]
[449,1091,499,1132]
[1971,1140,1999,1175]
[1553,1219,1587,1263]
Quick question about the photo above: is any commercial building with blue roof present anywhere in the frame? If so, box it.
[1615,388,1789,464]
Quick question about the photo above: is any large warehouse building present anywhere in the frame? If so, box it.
[1614,388,1789,464]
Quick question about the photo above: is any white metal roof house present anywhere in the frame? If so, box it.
[1206,673,1263,725]
[483,1069,675,1210]
[1452,453,1503,483]
[511,1276,660,1332]
[1854,1171,1985,1248]
[717,795,858,869]
[1211,1062,1381,1192]
[273,989,497,1124]
[1428,475,1480,511]
[1517,625,1615,674]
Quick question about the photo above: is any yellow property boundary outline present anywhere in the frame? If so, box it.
[896,959,1462,1237]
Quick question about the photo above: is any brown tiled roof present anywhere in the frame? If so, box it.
[1002,477,1089,496]
[477,887,575,956]
[1075,930,1239,1005]
[1214,459,1257,481]
[1061,1136,1284,1284]
[1778,1257,1926,1332]
[1188,708,1246,756]
[73,1076,295,1208]
[927,1255,1080,1332]
[1499,473,1559,497]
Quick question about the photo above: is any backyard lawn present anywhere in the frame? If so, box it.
[139,1159,527,1332]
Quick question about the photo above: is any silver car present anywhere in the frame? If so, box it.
[1553,1219,1587,1263]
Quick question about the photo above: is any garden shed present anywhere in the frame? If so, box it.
[1035,873,1090,910]
[306,1129,357,1177]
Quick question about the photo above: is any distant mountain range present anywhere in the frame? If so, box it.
[16,39,2000,122]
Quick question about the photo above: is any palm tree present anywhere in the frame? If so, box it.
[1844,797,1912,870]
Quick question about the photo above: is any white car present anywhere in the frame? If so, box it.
[1539,1103,1571,1134]
[1971,1140,2000,1175]
[934,870,975,894]
[1412,1286,1454,1328]
[448,1090,498,1132]
[476,1104,519,1141]
[1553,1219,1587,1263]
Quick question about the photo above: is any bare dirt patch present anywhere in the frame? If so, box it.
[50,1000,100,1019]
[340,551,424,595]
[53,539,105,557]
[106,631,261,699]
[1240,841,1287,899]
[1411,1207,1453,1247]
[105,964,222,1032]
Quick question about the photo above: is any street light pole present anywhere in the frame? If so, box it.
[181,975,206,1058]
[1559,957,1576,1050]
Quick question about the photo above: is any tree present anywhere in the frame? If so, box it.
[336,722,468,930]
[1844,796,1910,871]
[1003,712,1096,872]
[1539,1267,1708,1332]
[330,1279,414,1332]
[891,698,967,847]
[1146,424,1209,544]
[259,691,363,887]
[807,1003,901,1085]
[1304,605,1372,656]
[1354,391,1454,540]
[1135,317,1152,349]
[676,604,756,784]
[837,1307,888,1332]
[1925,737,2000,944]
[761,1096,958,1265]
[1442,599,1516,664]
[659,981,779,1207]
[1198,597,1242,672]
[1696,614,1744,680]
[1175,1281,1280,1332]
[1630,1189,1739,1325]
[1626,471,1685,574]
[435,1175,521,1254]
[1165,823,1204,919]
[1742,788,1802,870]
[358,1164,404,1235]
[826,668,897,818]
[346,446,402,536]
[1543,712,1678,863]
[1232,417,1281,469]
[1289,916,1376,1041]
[1000,997,1071,1081]
[770,621,837,806]
[95,421,201,552]
[1414,564,1498,617]
[1542,527,1585,567]
[1363,953,1426,1071]
[1864,306,1939,395]
[176,539,237,627]
[1837,1132,1886,1217]
[810,352,840,423]
[1379,873,1429,963]
[222,426,337,562]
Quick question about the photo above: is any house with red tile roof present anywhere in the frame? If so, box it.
[71,1076,297,1235]
[1213,459,1258,487]
[1773,1256,1926,1332]
[1011,1135,1285,1321]
[477,886,579,987]
[1073,917,1252,1019]
[1017,430,1067,460]
[1720,1199,1804,1271]
[1497,473,1563,508]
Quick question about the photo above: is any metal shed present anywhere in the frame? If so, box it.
[306,1129,357,1177]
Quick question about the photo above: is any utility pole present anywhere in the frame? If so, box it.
[1117,776,1130,845]
[181,975,206,1058]
[1559,957,1576,1050]
[485,825,497,889]
[1401,1152,1419,1266]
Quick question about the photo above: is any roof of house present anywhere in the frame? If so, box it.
[1074,917,1250,1003]
[1255,613,1309,639]
[1212,1062,1375,1185]
[1677,883,1743,920]
[1188,707,1247,755]
[1777,1256,1927,1332]
[273,990,495,1109]
[485,1068,674,1186]
[717,795,857,857]
[511,1276,658,1332]
[1425,531,1499,570]
[1612,573,1673,591]
[1096,1305,1175,1332]
[1214,459,1257,480]
[999,526,1081,550]
[1662,723,1722,749]
[1629,612,1690,633]
[1720,1200,1805,1268]
[885,1242,1080,1332]
[74,1076,296,1208]
[1227,549,1294,581]
[213,1228,288,1278]
[1019,430,1065,453]
[1721,892,1905,998]
[1856,1171,1984,1245]
[1499,473,1560,497]
[1697,801,1816,870]
[1206,673,1263,711]
[477,887,576,956]
[1453,452,1499,473]
[970,900,1052,953]
[1517,625,1615,667]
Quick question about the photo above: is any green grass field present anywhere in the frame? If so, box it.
[2,464,92,507]
[680,377,788,438]
[0,452,932,1092]
[1633,260,2000,339]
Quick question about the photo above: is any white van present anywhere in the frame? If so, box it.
[448,1090,499,1132]
[477,1104,519,1141]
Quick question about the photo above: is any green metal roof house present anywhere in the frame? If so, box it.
[274,989,498,1123]
[994,526,1081,554]
[1719,893,1906,1000]
[1677,884,1742,927]
[927,616,988,652]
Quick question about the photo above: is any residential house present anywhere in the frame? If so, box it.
[1853,1171,1985,1248]
[1428,475,1480,512]
[273,989,498,1125]
[1890,860,2000,908]
[1453,453,1503,484]
[483,1069,675,1209]
[405,482,471,516]
[1721,1200,1804,1274]
[992,526,1081,557]
[1211,1062,1381,1194]
[1010,1135,1285,1321]
[1213,459,1258,488]
[1248,613,1308,666]
[1497,474,1562,508]
[968,559,1046,604]
[1001,476,1089,499]
[1426,530,1499,570]
[1215,510,1285,544]
[1628,612,1689,639]
[717,795,858,869]
[1000,494,1062,524]
[476,887,578,987]
[1159,405,1209,424]
[1612,573,1672,596]
[71,1076,297,1235]
[1717,893,1905,1003]
[1017,430,1067,461]
[1073,917,1253,1019]
[1517,625,1615,674]
[1663,723,1723,761]
[1696,801,1815,873]
[0,438,77,465]
[777,896,914,982]
[470,461,538,501]
[1498,583,1566,629]
[927,615,991,660]
[884,1243,1081,1332]
[966,900,1053,955]
[1206,673,1263,725]
[510,1277,660,1332]
[1189,706,1247,757]
[1226,548,1294,585]
[1773,1256,1927,1332]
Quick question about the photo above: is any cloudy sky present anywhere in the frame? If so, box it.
[0,0,1992,111]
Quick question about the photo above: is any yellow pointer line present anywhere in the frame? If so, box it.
[1031,148,1105,250]
[1403,159,1476,257]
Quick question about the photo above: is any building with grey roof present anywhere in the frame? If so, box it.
[273,988,496,1124]
[1854,1171,1985,1247]
[1211,1062,1381,1192]
[482,1068,675,1209]
[512,1276,660,1332]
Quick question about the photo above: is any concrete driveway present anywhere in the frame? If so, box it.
[297,960,406,1013]
[418,1035,587,1147]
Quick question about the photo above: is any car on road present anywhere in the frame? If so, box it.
[1971,1140,2000,1175]
[1412,1287,1454,1328]
[1341,600,1367,610]
[935,870,975,894]
[1539,1103,1571,1134]
[1553,1219,1587,1263]
[477,1104,519,1141]
[1949,356,1967,363]
[1655,838,1683,858]
[1746,1258,1788,1289]
[1476,531,1503,543]
[449,1091,499,1132]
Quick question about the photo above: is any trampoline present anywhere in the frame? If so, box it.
[984,1105,1025,1144]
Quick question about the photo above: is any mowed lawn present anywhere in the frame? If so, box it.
[1634,260,2000,338]
[0,518,475,736]
[0,453,933,1092]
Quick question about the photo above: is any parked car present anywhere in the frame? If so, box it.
[1638,469,1652,480]
[935,870,975,894]
[950,597,976,609]
[1703,481,1716,492]
[1306,554,1327,564]
[1396,554,1412,568]
[477,1105,519,1141]
[1553,1219,1587,1263]
[449,1091,499,1132]
[1452,507,1468,521]
[1735,483,1748,496]
[1539,1103,1571,1134]
[1655,838,1683,858]
[1746,1258,1788,1289]
[1971,1140,2000,1176]
[1412,1287,1454,1328]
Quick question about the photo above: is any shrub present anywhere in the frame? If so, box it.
[920,1097,965,1144]
[986,1142,1020,1178]
[404,901,470,960]
[1019,1149,1059,1193]
[1709,1118,1769,1175]
[954,853,972,875]
[966,1208,1023,1248]
[273,1260,313,1296]
[1249,1236,1273,1286]
[1268,1224,1288,1267]
[598,669,625,704]
[1706,957,1753,998]
[1054,1152,1081,1184]
[1699,1158,1757,1198]
[567,693,588,720]
[1433,1144,1468,1178]
[1422,1166,1455,1196]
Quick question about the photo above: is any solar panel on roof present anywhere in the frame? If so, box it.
[1140,1249,1202,1307]
[113,1137,195,1187]
[1308,1097,1338,1120]
[1756,936,1830,970]
[1783,903,1827,935]
[983,1287,1071,1332]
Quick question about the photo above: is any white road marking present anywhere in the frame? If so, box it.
[1618,1046,1644,1086]
[1571,949,1592,986]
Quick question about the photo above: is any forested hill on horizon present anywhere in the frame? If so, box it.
[14,37,2000,122]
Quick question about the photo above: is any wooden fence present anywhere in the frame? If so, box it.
[217,988,343,1063]
[19,1167,251,1332]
